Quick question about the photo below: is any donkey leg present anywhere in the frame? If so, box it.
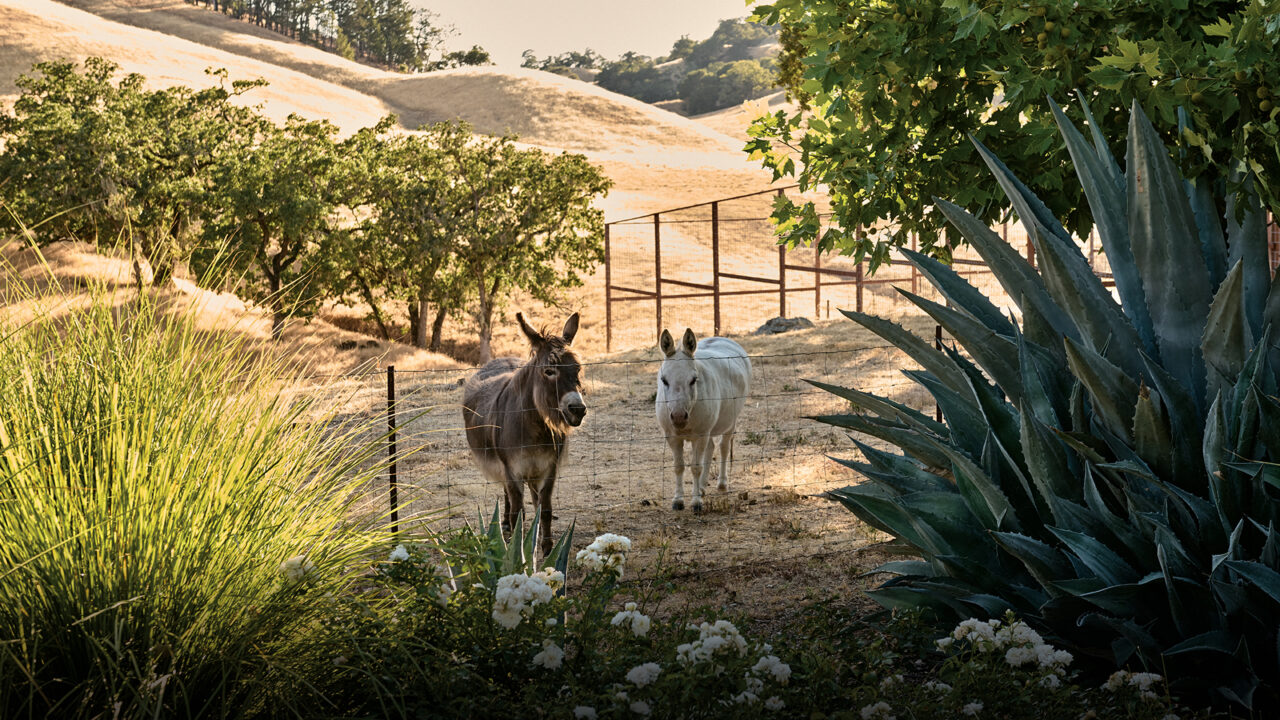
[717,431,735,492]
[503,481,524,539]
[536,478,554,559]
[690,436,713,513]
[669,437,687,511]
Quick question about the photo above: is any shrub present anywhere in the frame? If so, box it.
[0,280,387,718]
[815,97,1280,710]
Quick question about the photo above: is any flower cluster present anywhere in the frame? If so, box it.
[1104,670,1165,701]
[388,544,410,562]
[625,662,662,688]
[611,602,652,637]
[576,533,631,578]
[531,638,564,670]
[279,554,314,582]
[676,620,749,666]
[938,617,1072,676]
[751,654,792,685]
[860,700,896,720]
[491,568,563,629]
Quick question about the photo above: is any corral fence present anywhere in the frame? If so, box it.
[321,190,1280,581]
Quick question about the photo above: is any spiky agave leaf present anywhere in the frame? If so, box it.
[816,101,1280,711]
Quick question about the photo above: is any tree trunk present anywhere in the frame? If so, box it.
[354,273,390,340]
[429,306,446,352]
[407,299,420,346]
[476,277,497,364]
[414,296,430,349]
[271,310,286,341]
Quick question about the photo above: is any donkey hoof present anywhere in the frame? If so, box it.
[672,499,685,511]
[692,500,704,514]
[717,482,727,492]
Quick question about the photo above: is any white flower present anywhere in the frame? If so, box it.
[573,707,598,720]
[546,618,558,626]
[1104,670,1130,691]
[626,662,662,688]
[732,690,759,705]
[936,637,954,651]
[1161,715,1180,720]
[388,544,409,562]
[1039,674,1062,689]
[492,571,557,629]
[531,639,564,670]
[923,680,952,693]
[279,555,314,582]
[611,603,652,637]
[764,696,785,711]
[962,701,983,716]
[860,701,895,720]
[879,673,904,689]
[752,655,792,685]
[1005,646,1036,667]
[332,655,347,666]
[629,700,651,716]
[1129,672,1163,692]
[577,533,632,577]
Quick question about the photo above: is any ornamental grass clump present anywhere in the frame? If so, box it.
[0,283,386,719]
[817,97,1280,710]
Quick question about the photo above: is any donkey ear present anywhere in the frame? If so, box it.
[681,328,698,355]
[516,312,544,346]
[561,312,580,345]
[659,329,676,357]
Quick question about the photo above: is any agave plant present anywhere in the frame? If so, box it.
[816,98,1280,710]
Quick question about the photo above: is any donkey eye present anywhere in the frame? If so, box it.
[661,377,669,387]
[690,377,698,386]
[544,367,558,377]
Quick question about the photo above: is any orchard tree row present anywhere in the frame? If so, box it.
[181,0,490,72]
[0,59,610,360]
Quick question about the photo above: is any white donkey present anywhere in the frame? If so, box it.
[656,328,751,512]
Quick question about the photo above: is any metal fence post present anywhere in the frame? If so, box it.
[855,225,864,314]
[778,244,787,318]
[814,239,822,318]
[933,328,943,423]
[654,214,662,341]
[387,365,398,534]
[711,202,721,336]
[604,224,612,352]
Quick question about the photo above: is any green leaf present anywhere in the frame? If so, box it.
[1049,525,1141,585]
[900,247,1016,337]
[835,309,972,395]
[1127,100,1212,409]
[1203,260,1252,402]
[1064,338,1140,442]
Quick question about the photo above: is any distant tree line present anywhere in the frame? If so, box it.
[521,19,780,114]
[0,59,610,360]
[182,0,491,72]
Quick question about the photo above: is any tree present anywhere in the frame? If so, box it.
[666,35,697,62]
[0,59,260,286]
[447,137,611,362]
[748,0,1280,268]
[199,115,342,339]
[679,60,776,115]
[686,18,778,68]
[596,53,677,103]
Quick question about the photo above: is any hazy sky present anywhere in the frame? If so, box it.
[415,1,756,67]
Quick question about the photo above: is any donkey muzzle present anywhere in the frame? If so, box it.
[562,392,587,427]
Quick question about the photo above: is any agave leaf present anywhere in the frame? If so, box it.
[934,198,1076,347]
[869,583,971,618]
[925,437,1023,533]
[826,485,932,551]
[869,560,937,577]
[984,427,1046,529]
[1020,409,1080,505]
[1127,101,1212,407]
[1048,525,1140,585]
[817,415,952,470]
[899,247,1017,337]
[1050,97,1156,356]
[548,520,574,579]
[1139,352,1206,490]
[1257,393,1280,461]
[1064,337,1139,442]
[836,310,971,394]
[1224,560,1280,605]
[1018,327,1071,426]
[1164,629,1236,656]
[1076,90,1124,185]
[1081,466,1151,572]
[1224,170,1269,340]
[992,531,1075,593]
[1132,384,1174,481]
[898,288,1024,405]
[905,370,986,456]
[1202,260,1252,403]
[848,438,952,493]
[806,379,947,436]
[1077,612,1159,666]
[1179,107,1229,292]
